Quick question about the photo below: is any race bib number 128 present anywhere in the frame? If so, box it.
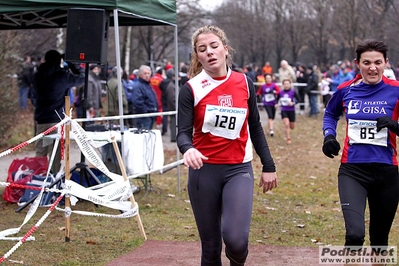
[202,104,247,140]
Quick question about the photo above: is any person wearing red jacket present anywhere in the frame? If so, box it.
[150,66,164,128]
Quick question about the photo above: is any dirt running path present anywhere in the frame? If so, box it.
[107,240,341,266]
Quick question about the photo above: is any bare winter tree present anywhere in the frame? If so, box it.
[270,0,289,67]
[0,31,22,146]
[12,28,59,61]
[331,0,368,62]
[384,0,399,65]
[6,0,399,78]
[116,0,212,72]
[211,0,399,70]
[305,0,334,67]
[212,0,252,67]
[255,0,274,72]
[285,0,309,65]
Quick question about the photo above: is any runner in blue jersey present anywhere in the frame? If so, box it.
[322,39,399,254]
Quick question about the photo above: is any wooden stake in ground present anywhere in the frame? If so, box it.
[111,137,147,240]
[64,96,71,242]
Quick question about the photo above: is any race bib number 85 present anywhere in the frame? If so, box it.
[348,119,388,147]
[202,104,247,140]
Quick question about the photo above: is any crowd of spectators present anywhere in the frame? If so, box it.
[26,48,399,142]
[231,58,399,116]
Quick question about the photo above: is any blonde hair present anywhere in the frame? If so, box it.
[188,25,235,78]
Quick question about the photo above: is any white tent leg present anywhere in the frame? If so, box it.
[113,9,125,158]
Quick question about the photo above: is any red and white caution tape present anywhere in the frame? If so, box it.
[0,192,65,263]
[0,117,70,159]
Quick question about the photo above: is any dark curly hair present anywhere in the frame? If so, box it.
[355,39,388,62]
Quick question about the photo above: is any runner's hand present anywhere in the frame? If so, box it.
[183,148,208,170]
[376,116,399,134]
[322,135,340,158]
[258,172,277,193]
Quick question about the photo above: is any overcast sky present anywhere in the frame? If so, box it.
[198,0,224,10]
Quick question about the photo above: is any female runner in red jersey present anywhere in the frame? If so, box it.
[177,25,277,266]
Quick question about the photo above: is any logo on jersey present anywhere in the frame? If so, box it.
[201,79,211,88]
[347,100,388,115]
[218,94,233,107]
[347,100,362,114]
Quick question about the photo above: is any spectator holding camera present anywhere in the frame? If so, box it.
[34,50,85,173]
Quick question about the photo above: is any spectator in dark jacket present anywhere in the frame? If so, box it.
[86,64,103,119]
[159,68,174,135]
[122,71,135,127]
[18,56,34,109]
[132,65,158,130]
[179,64,189,87]
[34,49,85,173]
[305,64,319,117]
[245,65,257,82]
[295,63,307,115]
[165,69,177,142]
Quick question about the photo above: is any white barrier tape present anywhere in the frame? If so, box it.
[64,207,72,218]
[0,113,140,256]
[0,193,65,262]
[0,115,68,243]
[0,179,133,241]
[72,179,131,202]
[104,181,131,201]
[64,180,105,206]
[126,158,184,179]
[65,180,133,211]
[70,120,123,182]
[47,132,60,178]
[0,183,44,239]
[86,159,184,191]
[120,187,133,202]
[74,110,177,123]
[84,181,127,197]
[56,205,138,219]
[69,196,78,206]
[0,236,35,241]
[0,181,64,194]
[0,117,70,159]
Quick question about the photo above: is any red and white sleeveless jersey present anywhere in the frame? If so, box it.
[186,69,253,164]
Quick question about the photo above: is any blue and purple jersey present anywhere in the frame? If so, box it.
[323,74,399,165]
